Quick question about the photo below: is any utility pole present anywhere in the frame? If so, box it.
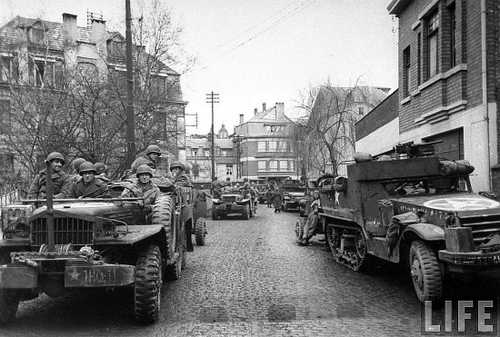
[125,0,136,166]
[206,92,220,182]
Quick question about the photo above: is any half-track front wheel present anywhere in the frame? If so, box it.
[195,218,207,246]
[242,205,250,220]
[134,244,162,324]
[0,290,19,325]
[409,241,443,303]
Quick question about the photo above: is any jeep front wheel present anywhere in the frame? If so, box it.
[134,245,162,324]
[195,218,207,246]
[0,290,19,325]
[409,241,443,303]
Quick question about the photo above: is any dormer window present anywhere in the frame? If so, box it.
[28,22,46,45]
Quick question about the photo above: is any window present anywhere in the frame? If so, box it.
[426,10,439,79]
[0,57,11,82]
[268,141,277,152]
[269,160,278,171]
[29,59,61,88]
[277,141,288,152]
[417,33,422,85]
[448,2,456,68]
[257,141,266,152]
[29,27,44,44]
[151,75,166,98]
[265,124,282,133]
[258,161,267,172]
[77,62,98,81]
[279,160,288,171]
[403,46,411,97]
[289,160,295,171]
[0,100,11,134]
[358,107,364,115]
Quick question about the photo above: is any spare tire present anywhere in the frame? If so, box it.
[151,195,174,278]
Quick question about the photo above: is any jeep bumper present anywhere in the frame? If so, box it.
[439,249,500,271]
[0,263,135,289]
[215,204,245,214]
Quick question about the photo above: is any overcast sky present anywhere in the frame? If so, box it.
[0,0,398,135]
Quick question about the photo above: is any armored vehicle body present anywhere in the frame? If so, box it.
[319,154,500,302]
[0,175,193,324]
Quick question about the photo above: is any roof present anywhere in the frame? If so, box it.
[0,15,178,74]
[186,136,233,149]
[387,0,412,15]
[247,106,293,124]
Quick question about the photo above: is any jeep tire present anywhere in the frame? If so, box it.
[134,245,162,324]
[242,205,250,220]
[409,241,443,302]
[151,195,174,265]
[0,290,19,325]
[195,218,207,246]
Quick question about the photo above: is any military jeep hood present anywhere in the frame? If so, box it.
[287,192,305,197]
[392,193,500,216]
[32,202,124,217]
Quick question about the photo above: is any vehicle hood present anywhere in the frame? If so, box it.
[391,193,500,216]
[32,202,123,217]
[287,192,305,198]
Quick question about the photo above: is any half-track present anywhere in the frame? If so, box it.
[0,169,193,324]
[319,152,500,303]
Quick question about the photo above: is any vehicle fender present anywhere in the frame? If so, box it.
[402,223,444,241]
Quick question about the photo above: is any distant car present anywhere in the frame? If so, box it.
[212,192,255,220]
[281,181,306,212]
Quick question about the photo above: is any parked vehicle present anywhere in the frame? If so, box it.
[212,188,255,220]
[0,171,193,325]
[281,182,306,212]
[319,147,500,303]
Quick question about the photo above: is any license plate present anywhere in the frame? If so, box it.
[65,264,135,287]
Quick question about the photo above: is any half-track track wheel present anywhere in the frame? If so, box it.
[326,226,371,272]
[195,218,207,246]
[409,241,443,303]
[134,244,162,324]
[0,290,19,325]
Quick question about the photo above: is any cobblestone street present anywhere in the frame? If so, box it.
[2,206,497,337]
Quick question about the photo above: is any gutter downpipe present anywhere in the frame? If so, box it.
[481,0,492,191]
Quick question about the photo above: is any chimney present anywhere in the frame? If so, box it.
[262,102,266,112]
[275,102,285,118]
[62,13,78,45]
[91,18,107,56]
[254,108,258,115]
[239,114,244,125]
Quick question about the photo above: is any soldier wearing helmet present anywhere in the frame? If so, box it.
[121,164,160,206]
[69,157,86,183]
[94,162,110,183]
[66,161,108,198]
[131,144,161,173]
[170,161,191,187]
[28,152,72,199]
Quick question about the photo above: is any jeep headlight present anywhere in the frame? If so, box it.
[1,205,33,239]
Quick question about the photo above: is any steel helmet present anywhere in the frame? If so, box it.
[71,157,85,171]
[170,161,185,171]
[145,145,161,156]
[46,152,65,165]
[136,164,154,177]
[94,162,107,174]
[79,161,97,175]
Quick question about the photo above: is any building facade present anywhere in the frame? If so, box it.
[234,103,298,182]
[381,0,500,193]
[0,13,187,176]
[185,125,236,183]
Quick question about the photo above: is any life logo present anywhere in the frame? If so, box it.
[423,197,500,211]
[422,300,497,335]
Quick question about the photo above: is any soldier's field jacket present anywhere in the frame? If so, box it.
[121,182,160,205]
[28,169,72,199]
[67,178,109,198]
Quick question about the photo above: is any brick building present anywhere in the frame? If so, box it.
[234,103,298,182]
[0,13,187,175]
[185,125,235,183]
[358,0,500,193]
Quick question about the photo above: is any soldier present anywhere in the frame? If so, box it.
[131,144,161,173]
[212,177,222,198]
[28,152,72,199]
[94,162,110,183]
[170,161,192,187]
[66,161,108,198]
[121,164,160,207]
[272,187,283,213]
[298,191,321,245]
[69,157,86,184]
